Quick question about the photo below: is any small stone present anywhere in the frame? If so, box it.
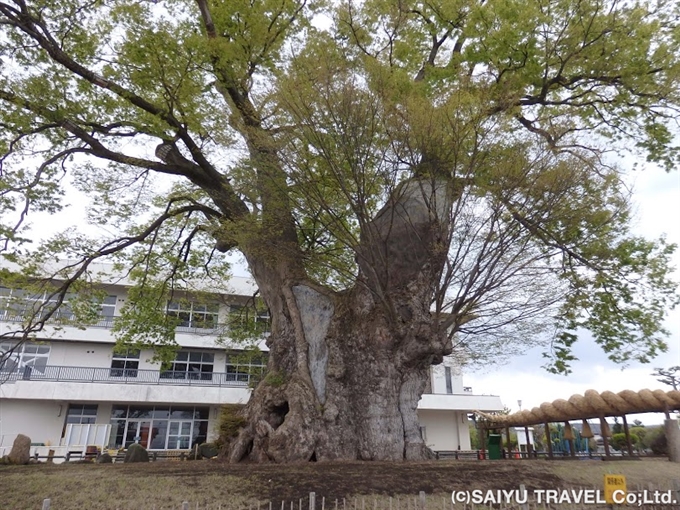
[96,452,113,463]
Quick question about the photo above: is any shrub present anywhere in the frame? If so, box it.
[610,432,639,452]
[650,430,668,455]
[216,404,246,447]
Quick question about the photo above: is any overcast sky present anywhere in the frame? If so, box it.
[466,166,680,424]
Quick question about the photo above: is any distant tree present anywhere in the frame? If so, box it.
[532,424,546,451]
[649,430,668,455]
[469,427,481,450]
[612,417,623,435]
[641,426,665,452]
[652,366,680,390]
[632,419,644,427]
[610,432,639,452]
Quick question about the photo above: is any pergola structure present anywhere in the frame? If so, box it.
[475,389,680,460]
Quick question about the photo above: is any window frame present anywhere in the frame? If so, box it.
[166,300,219,330]
[65,404,98,425]
[225,350,267,383]
[445,366,453,394]
[0,340,50,374]
[160,350,215,380]
[0,286,117,323]
[110,349,140,378]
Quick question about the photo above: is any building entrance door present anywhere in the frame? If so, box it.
[124,420,151,448]
[167,421,192,450]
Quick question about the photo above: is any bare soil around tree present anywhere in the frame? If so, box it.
[0,458,678,510]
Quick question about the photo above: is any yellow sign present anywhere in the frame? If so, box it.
[604,474,627,504]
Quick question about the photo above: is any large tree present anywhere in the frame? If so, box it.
[1,0,679,462]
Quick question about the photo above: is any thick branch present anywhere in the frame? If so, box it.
[0,88,250,224]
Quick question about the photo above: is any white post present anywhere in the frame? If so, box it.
[518,484,528,510]
[310,492,316,510]
[86,423,92,446]
[42,499,51,510]
[66,423,73,446]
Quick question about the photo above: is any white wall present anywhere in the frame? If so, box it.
[418,393,504,412]
[418,409,471,451]
[47,340,113,368]
[0,399,66,448]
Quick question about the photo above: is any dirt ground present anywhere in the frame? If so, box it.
[0,458,678,510]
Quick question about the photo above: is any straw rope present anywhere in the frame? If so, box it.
[476,389,680,427]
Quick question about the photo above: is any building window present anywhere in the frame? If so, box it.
[0,341,50,375]
[229,305,271,333]
[167,300,218,329]
[225,351,267,382]
[66,404,98,424]
[445,366,453,394]
[0,286,116,323]
[108,405,209,450]
[100,295,117,322]
[161,351,214,380]
[110,349,140,377]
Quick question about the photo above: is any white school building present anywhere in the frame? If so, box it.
[0,266,503,460]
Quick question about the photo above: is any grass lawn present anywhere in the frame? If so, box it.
[0,458,678,510]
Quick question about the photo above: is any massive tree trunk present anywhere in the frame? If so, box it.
[203,22,459,459]
[225,179,456,462]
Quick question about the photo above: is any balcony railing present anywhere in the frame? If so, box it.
[0,312,220,334]
[2,364,263,387]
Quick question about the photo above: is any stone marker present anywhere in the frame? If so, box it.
[8,434,31,465]
[124,443,149,463]
[199,443,219,459]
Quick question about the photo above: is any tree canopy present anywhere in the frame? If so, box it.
[653,366,680,390]
[1,0,679,371]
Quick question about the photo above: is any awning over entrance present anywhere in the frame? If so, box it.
[475,388,680,428]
